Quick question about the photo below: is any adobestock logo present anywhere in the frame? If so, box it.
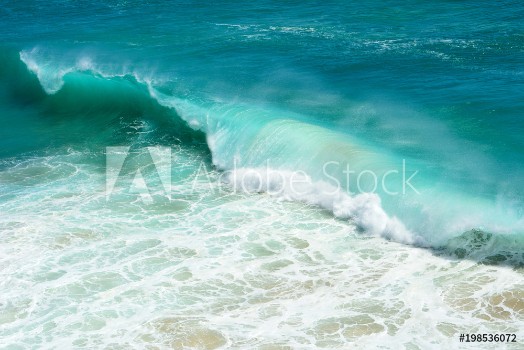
[106,146,172,204]
[105,146,421,204]
[321,160,420,196]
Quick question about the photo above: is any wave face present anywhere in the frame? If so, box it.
[1,1,523,347]
[9,47,523,248]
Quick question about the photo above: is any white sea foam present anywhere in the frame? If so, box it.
[20,49,73,94]
[0,151,523,348]
[223,167,418,245]
[19,48,161,95]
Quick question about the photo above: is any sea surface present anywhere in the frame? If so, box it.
[0,1,523,348]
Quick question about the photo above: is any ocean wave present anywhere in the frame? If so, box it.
[9,48,524,254]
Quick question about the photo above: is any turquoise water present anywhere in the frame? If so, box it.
[1,1,523,348]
